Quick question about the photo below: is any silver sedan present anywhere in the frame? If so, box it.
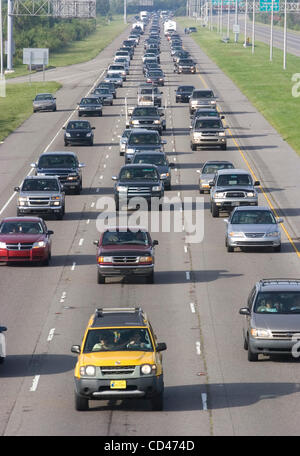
[224,206,282,252]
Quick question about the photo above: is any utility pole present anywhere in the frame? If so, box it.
[283,0,287,69]
[234,0,239,42]
[252,0,255,53]
[6,0,13,72]
[243,0,248,46]
[124,0,127,24]
[270,0,274,61]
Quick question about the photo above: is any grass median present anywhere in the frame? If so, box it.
[177,18,300,155]
[0,82,61,142]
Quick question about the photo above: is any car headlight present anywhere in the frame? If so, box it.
[67,175,79,181]
[140,364,156,375]
[65,132,71,137]
[152,185,162,191]
[266,231,280,237]
[219,132,226,136]
[0,242,6,249]
[154,120,161,124]
[214,192,225,198]
[86,132,92,137]
[210,100,216,104]
[229,232,245,237]
[116,185,127,192]
[80,365,96,376]
[126,149,134,155]
[51,196,61,200]
[251,328,272,339]
[18,197,27,205]
[33,240,47,249]
[160,173,169,179]
[131,120,139,125]
[246,192,255,197]
[193,132,202,138]
[139,256,153,263]
[98,256,113,263]
[95,107,102,110]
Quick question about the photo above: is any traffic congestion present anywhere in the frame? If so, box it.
[1,9,300,436]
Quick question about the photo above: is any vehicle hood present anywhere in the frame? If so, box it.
[79,351,155,366]
[252,314,300,331]
[37,168,78,175]
[229,223,277,233]
[20,191,62,197]
[214,185,255,192]
[0,234,46,243]
[200,173,215,181]
[193,127,223,132]
[127,145,162,151]
[132,115,160,120]
[118,179,160,186]
[99,244,152,255]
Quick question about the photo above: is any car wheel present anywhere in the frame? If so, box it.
[0,357,5,364]
[243,336,248,351]
[212,203,219,218]
[221,144,227,150]
[199,188,204,194]
[17,209,22,217]
[75,392,89,411]
[97,271,105,284]
[248,341,258,362]
[191,143,197,151]
[42,252,51,266]
[78,113,81,117]
[89,140,93,146]
[55,210,64,220]
[273,244,281,252]
[151,392,163,411]
[64,142,68,147]
[99,112,103,117]
[226,239,234,252]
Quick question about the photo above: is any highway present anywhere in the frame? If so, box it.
[212,12,300,57]
[1,18,300,436]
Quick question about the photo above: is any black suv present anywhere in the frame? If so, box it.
[239,279,300,361]
[175,85,195,103]
[31,151,85,194]
[132,150,174,190]
[97,81,116,99]
[112,164,165,211]
[174,58,196,74]
[128,106,165,134]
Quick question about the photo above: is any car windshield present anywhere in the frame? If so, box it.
[231,210,276,224]
[38,154,77,168]
[133,155,167,166]
[22,179,59,192]
[195,110,218,117]
[110,66,124,70]
[83,328,154,353]
[140,89,153,95]
[102,230,149,245]
[148,71,163,76]
[67,121,90,130]
[202,163,234,174]
[217,174,252,186]
[128,133,160,145]
[35,94,53,101]
[195,119,222,128]
[0,221,44,234]
[179,60,194,65]
[81,98,100,105]
[178,86,194,92]
[254,292,300,314]
[95,89,109,95]
[119,167,158,181]
[193,90,214,98]
[133,108,158,116]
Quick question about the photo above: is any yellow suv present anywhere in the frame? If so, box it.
[71,307,167,411]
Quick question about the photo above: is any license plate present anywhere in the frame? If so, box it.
[110,380,126,389]
[232,202,240,206]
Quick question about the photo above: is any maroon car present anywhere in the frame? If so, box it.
[93,227,158,284]
[0,217,53,265]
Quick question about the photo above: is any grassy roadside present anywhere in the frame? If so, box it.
[6,16,129,79]
[0,82,61,142]
[0,16,128,142]
[177,18,300,155]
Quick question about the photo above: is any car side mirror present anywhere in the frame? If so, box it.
[156,342,167,352]
[71,345,81,354]
[239,307,250,316]
[161,140,167,144]
[93,240,99,246]
[223,219,229,223]
[92,127,96,130]
[47,230,54,235]
[209,181,214,187]
[160,112,164,116]
[254,181,260,186]
[277,217,283,223]
[79,163,86,168]
[221,115,225,119]
[62,126,66,130]
[30,163,37,168]
[153,240,159,246]
[112,176,117,181]
[169,163,175,168]
[0,326,7,333]
[14,186,20,192]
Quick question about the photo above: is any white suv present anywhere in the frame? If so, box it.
[0,326,7,364]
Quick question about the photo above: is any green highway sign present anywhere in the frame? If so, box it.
[259,0,280,12]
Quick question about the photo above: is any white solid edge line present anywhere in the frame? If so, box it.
[30,375,40,392]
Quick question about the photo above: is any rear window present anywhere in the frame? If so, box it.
[193,90,214,98]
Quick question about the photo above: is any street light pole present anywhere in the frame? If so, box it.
[243,0,248,46]
[124,0,127,24]
[270,0,274,61]
[283,0,287,69]
[252,0,255,53]
[0,0,3,77]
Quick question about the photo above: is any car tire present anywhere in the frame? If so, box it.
[226,240,234,252]
[221,144,227,150]
[243,336,248,351]
[191,143,197,151]
[151,392,163,411]
[248,342,258,362]
[42,252,51,266]
[199,188,204,194]
[55,210,64,220]
[78,113,81,117]
[273,244,281,252]
[99,112,103,117]
[97,271,105,284]
[0,357,5,364]
[212,203,219,218]
[75,392,89,411]
[64,142,68,147]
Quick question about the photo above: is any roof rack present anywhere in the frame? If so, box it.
[260,279,300,286]
[95,307,143,318]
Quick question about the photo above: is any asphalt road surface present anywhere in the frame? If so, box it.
[1,20,300,436]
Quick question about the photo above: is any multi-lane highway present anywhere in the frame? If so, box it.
[1,16,300,437]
